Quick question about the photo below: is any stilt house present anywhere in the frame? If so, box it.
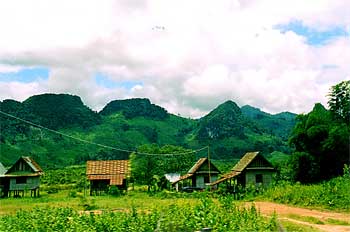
[0,162,7,197]
[172,158,220,191]
[86,160,129,195]
[210,151,275,189]
[2,157,43,197]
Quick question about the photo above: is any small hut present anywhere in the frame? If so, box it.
[172,158,220,191]
[2,157,43,197]
[86,160,129,195]
[210,151,275,190]
[0,162,7,197]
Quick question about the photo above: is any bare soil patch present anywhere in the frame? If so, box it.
[245,201,350,232]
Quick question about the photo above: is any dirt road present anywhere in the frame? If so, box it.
[245,201,350,232]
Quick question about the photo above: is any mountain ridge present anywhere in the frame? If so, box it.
[0,93,296,167]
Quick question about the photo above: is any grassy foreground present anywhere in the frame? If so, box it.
[259,175,350,211]
[0,192,278,232]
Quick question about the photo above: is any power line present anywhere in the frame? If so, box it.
[0,110,207,156]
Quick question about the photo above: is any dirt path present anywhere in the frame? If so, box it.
[245,201,350,232]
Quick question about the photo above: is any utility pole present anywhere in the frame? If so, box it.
[208,145,211,184]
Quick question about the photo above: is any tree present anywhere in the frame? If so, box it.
[130,144,195,191]
[288,81,350,183]
[328,80,350,123]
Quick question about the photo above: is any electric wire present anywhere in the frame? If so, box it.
[0,110,207,156]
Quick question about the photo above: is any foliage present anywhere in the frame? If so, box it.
[100,98,169,120]
[327,80,350,123]
[41,166,87,190]
[130,144,195,191]
[241,105,296,139]
[1,94,295,167]
[261,174,350,211]
[289,101,350,182]
[108,186,122,197]
[197,101,247,140]
[0,196,278,232]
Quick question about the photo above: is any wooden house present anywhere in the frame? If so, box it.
[172,158,220,191]
[86,160,129,195]
[2,157,43,197]
[210,152,275,189]
[0,162,7,197]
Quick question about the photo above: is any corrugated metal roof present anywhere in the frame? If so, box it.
[232,152,259,172]
[86,160,129,186]
[22,156,43,173]
[5,156,43,176]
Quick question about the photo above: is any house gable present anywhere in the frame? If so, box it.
[195,160,220,174]
[246,154,274,169]
[188,158,220,174]
[210,151,275,187]
[232,152,274,172]
[5,157,43,176]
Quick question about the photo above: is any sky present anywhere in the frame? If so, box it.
[0,0,349,118]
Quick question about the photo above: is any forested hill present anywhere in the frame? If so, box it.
[0,93,296,167]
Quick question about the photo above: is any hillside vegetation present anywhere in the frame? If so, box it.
[0,93,296,168]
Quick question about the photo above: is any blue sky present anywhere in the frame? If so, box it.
[94,73,143,89]
[0,67,49,83]
[275,20,348,45]
[0,1,349,117]
[0,68,142,90]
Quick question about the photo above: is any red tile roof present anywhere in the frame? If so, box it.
[88,174,126,185]
[86,160,129,186]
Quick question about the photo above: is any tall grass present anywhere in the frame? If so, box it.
[261,175,350,211]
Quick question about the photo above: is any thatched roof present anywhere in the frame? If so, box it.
[0,162,7,176]
[86,160,129,186]
[188,158,207,174]
[209,151,274,186]
[232,151,259,172]
[172,158,220,185]
[209,171,240,186]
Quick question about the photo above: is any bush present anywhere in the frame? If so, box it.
[108,186,121,196]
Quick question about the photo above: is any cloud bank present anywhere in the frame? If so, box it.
[0,0,349,117]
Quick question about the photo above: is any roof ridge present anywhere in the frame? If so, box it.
[232,151,259,172]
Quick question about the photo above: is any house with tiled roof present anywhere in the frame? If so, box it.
[172,158,220,191]
[210,152,275,189]
[1,156,44,197]
[86,160,129,195]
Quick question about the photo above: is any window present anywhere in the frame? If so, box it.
[16,177,27,184]
[255,174,263,183]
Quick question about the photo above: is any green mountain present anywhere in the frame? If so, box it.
[191,101,295,159]
[100,98,168,120]
[241,105,296,139]
[0,94,296,168]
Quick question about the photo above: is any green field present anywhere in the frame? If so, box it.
[0,191,278,232]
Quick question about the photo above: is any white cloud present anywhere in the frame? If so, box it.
[0,0,349,118]
[0,81,46,101]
